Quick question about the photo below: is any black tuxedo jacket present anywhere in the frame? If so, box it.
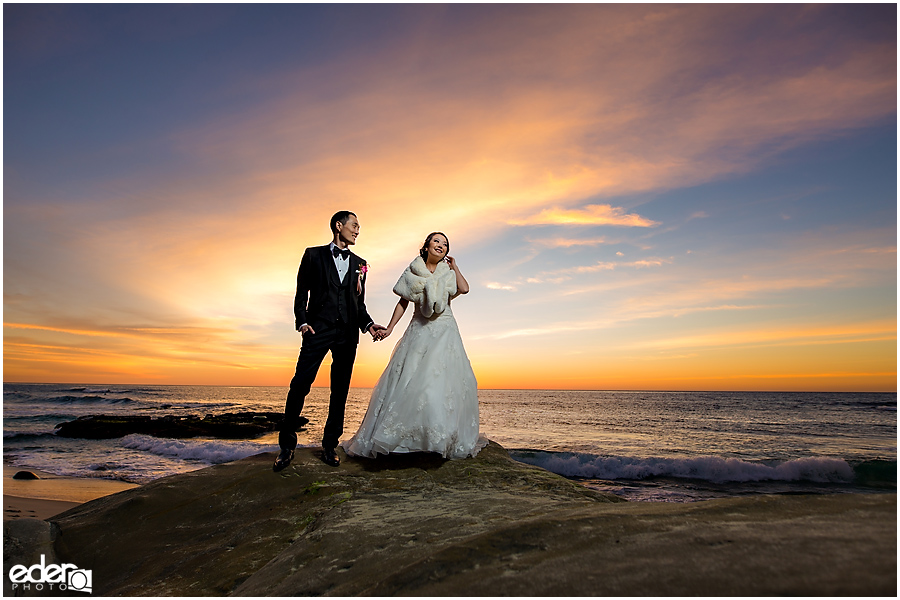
[293,245,374,343]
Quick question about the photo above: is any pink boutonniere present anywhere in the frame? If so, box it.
[356,263,369,295]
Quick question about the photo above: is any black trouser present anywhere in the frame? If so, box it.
[280,322,357,451]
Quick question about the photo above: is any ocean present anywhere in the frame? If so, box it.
[3,383,895,502]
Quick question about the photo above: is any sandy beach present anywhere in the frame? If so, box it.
[3,465,138,521]
[4,441,895,596]
[4,495,81,522]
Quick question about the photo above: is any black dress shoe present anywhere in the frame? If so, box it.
[321,446,340,467]
[273,449,294,472]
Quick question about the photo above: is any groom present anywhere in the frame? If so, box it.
[274,211,384,471]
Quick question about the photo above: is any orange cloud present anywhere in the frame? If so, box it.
[528,237,608,248]
[510,204,660,227]
[155,6,894,255]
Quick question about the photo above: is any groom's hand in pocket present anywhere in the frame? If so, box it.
[299,324,316,335]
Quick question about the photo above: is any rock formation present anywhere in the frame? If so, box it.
[53,412,305,439]
[5,442,896,596]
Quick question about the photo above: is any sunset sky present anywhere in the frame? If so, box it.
[4,4,896,391]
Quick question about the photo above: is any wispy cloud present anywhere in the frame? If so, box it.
[510,204,660,227]
[485,282,518,292]
[564,258,673,274]
[504,257,673,285]
[624,320,897,352]
[475,303,770,341]
[528,237,609,248]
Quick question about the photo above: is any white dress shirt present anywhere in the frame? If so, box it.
[330,242,350,281]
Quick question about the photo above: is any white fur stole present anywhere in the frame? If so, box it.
[393,256,457,317]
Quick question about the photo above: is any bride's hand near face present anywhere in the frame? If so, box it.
[446,256,469,295]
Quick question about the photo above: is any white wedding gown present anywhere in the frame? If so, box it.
[343,302,487,459]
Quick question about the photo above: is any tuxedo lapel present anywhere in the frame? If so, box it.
[345,254,358,285]
[319,245,342,287]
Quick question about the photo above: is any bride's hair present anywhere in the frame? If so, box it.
[419,232,449,261]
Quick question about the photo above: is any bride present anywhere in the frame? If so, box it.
[342,232,487,459]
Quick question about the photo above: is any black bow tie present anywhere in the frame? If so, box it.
[332,247,350,259]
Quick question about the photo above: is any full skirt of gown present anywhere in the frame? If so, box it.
[342,303,487,459]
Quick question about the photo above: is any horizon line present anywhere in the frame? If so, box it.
[3,381,896,395]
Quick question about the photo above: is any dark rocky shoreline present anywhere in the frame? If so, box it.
[53,412,307,439]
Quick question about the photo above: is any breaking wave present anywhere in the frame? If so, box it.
[510,450,863,484]
[120,434,278,465]
[42,395,136,405]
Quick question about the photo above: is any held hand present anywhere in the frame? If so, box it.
[368,324,386,341]
[374,325,394,342]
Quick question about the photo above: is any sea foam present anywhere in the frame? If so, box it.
[121,434,278,465]
[511,451,856,483]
